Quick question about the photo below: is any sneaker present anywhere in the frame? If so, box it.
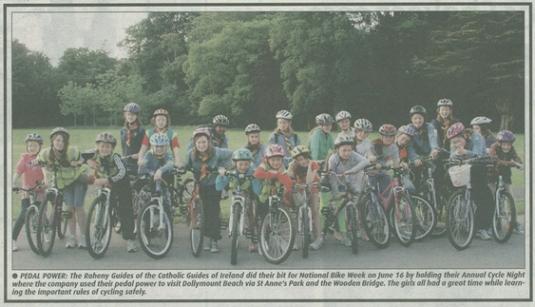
[514,223,524,234]
[248,243,257,253]
[210,240,220,253]
[342,237,352,247]
[203,239,211,251]
[12,240,18,252]
[127,240,138,253]
[78,235,87,249]
[65,235,77,248]
[292,239,299,251]
[476,229,491,240]
[310,237,323,250]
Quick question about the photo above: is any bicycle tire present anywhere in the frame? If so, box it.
[360,194,390,248]
[137,201,174,259]
[412,195,436,241]
[302,206,310,259]
[37,198,57,257]
[190,197,204,257]
[86,198,112,259]
[24,205,41,255]
[431,189,448,237]
[391,193,416,247]
[230,202,241,265]
[492,191,516,243]
[346,204,358,255]
[447,190,475,250]
[259,207,295,264]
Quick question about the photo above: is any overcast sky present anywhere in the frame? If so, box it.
[12,12,148,66]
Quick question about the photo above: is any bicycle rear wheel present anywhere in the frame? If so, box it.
[492,191,515,243]
[24,205,41,255]
[360,194,390,248]
[138,201,174,259]
[346,204,358,254]
[390,194,416,247]
[447,190,475,250]
[86,198,112,259]
[37,198,57,257]
[190,198,204,257]
[412,195,435,241]
[259,207,295,264]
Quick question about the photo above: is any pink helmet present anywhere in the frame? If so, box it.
[446,122,465,140]
[496,130,515,143]
[265,144,285,159]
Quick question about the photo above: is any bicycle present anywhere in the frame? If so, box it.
[12,183,44,255]
[187,176,205,258]
[293,182,317,258]
[85,186,117,259]
[446,156,496,250]
[491,162,522,243]
[258,183,295,264]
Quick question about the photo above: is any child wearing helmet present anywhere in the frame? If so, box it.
[244,123,266,169]
[407,105,440,166]
[353,118,375,161]
[12,133,45,251]
[327,134,371,247]
[84,132,137,252]
[268,109,301,167]
[370,124,401,193]
[211,114,230,149]
[335,111,355,139]
[309,113,335,161]
[470,116,496,149]
[287,145,322,250]
[216,148,260,252]
[120,102,145,175]
[138,108,181,168]
[431,98,460,150]
[185,128,233,253]
[396,125,417,192]
[37,127,89,248]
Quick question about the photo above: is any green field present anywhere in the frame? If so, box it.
[10,127,527,221]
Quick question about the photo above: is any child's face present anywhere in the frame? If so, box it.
[321,124,332,133]
[355,130,368,141]
[124,112,137,124]
[438,106,451,119]
[268,156,283,170]
[338,119,350,131]
[195,136,209,153]
[154,115,167,129]
[52,134,65,151]
[97,142,113,157]
[472,125,481,134]
[277,119,290,132]
[236,160,250,173]
[247,133,260,145]
[26,141,41,155]
[411,114,424,129]
[499,142,512,153]
[214,125,226,135]
[154,145,167,156]
[338,145,353,160]
[295,155,309,168]
[396,134,411,147]
[450,136,466,152]
[381,135,395,146]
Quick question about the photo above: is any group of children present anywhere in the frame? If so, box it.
[12,98,523,256]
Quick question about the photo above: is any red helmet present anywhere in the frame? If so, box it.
[446,122,465,140]
[378,124,397,136]
[265,144,285,159]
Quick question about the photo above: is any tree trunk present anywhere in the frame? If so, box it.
[495,99,513,131]
[74,113,77,127]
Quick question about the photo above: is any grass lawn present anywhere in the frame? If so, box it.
[10,127,527,220]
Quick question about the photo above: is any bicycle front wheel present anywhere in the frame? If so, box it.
[230,203,241,265]
[360,194,390,248]
[138,201,174,259]
[57,208,69,240]
[447,190,475,250]
[24,205,41,255]
[37,198,57,257]
[190,198,204,257]
[259,207,295,264]
[301,206,310,259]
[86,198,112,259]
[493,191,516,243]
[346,204,359,255]
[390,194,416,247]
[412,195,435,241]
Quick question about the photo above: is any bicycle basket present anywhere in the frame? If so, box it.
[448,164,471,187]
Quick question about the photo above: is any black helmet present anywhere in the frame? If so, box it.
[409,105,427,117]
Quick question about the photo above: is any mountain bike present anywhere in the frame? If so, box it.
[12,183,44,255]
[491,162,521,243]
[293,182,317,258]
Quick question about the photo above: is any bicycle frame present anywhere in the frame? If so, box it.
[294,183,313,236]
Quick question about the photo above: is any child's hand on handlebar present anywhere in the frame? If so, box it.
[154,169,163,181]
[218,167,226,177]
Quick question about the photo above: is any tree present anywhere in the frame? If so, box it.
[56,48,117,87]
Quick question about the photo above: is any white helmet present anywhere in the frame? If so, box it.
[335,110,352,122]
[353,118,373,132]
[470,116,492,126]
[276,109,293,120]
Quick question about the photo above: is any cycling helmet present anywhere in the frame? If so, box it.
[378,124,397,136]
[409,105,427,117]
[276,109,293,120]
[315,113,334,125]
[437,98,453,108]
[50,127,69,140]
[25,133,43,145]
[149,133,169,147]
[335,110,352,122]
[265,144,285,158]
[397,124,417,137]
[353,118,373,132]
[232,148,253,161]
[496,130,516,143]
[152,108,169,118]
[95,132,117,147]
[334,134,354,148]
[446,122,465,140]
[290,145,310,159]
[470,116,492,126]
[192,127,211,139]
[244,123,261,135]
[123,102,140,114]
[212,114,229,127]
